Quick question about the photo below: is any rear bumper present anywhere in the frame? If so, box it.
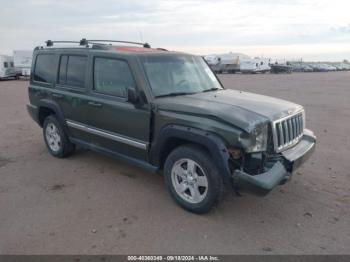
[27,104,39,124]
[234,129,316,195]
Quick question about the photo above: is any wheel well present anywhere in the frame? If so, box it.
[38,107,55,127]
[159,137,210,169]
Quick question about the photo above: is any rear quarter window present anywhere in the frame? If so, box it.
[33,54,57,83]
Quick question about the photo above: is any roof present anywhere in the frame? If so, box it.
[113,46,168,53]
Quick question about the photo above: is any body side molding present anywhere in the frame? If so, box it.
[66,119,148,150]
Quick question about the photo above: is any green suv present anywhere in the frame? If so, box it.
[27,39,316,213]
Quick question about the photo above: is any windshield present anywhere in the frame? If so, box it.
[140,54,223,97]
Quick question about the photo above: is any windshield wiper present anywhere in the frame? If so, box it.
[155,92,197,98]
[202,87,220,92]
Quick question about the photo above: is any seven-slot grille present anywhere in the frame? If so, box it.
[273,111,304,152]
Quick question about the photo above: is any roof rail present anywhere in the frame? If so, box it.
[45,40,82,47]
[84,39,151,48]
[44,38,151,48]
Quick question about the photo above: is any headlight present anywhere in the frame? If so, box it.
[245,125,268,152]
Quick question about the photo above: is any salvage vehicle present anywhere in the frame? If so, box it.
[27,39,316,213]
[270,63,293,74]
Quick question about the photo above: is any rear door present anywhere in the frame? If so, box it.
[30,52,58,109]
[85,55,151,161]
[52,52,91,142]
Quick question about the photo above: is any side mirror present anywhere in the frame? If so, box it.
[127,87,139,104]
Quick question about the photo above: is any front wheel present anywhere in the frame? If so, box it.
[164,145,224,214]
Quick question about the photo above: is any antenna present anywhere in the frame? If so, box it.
[139,31,144,42]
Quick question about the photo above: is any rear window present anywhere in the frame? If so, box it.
[58,55,87,88]
[34,54,57,83]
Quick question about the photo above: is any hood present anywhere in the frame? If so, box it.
[154,89,302,133]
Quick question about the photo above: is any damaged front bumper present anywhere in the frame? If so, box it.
[233,129,316,195]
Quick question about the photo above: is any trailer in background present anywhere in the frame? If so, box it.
[13,50,32,76]
[204,52,250,74]
[0,55,19,79]
[240,57,271,73]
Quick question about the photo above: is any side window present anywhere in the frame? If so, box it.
[93,57,135,98]
[34,54,57,83]
[10,62,14,67]
[58,55,87,88]
[4,62,8,68]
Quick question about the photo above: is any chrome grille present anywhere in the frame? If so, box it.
[273,111,304,152]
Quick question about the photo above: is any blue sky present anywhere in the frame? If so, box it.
[1,0,349,61]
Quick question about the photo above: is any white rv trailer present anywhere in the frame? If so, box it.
[239,57,271,73]
[204,54,220,66]
[13,50,32,76]
[204,52,250,73]
[0,55,17,79]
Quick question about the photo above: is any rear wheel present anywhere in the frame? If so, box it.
[43,115,75,158]
[164,144,224,214]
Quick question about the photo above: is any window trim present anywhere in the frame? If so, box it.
[56,54,88,90]
[92,56,137,100]
[32,53,57,86]
[58,55,68,85]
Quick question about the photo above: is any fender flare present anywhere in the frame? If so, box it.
[37,99,70,136]
[150,125,232,183]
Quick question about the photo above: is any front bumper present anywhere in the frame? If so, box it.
[234,129,316,195]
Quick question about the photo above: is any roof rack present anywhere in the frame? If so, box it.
[45,38,151,48]
[83,39,151,48]
[45,40,81,47]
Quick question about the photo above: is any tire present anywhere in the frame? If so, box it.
[164,144,224,214]
[43,115,75,158]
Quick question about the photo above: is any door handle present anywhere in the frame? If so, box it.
[52,93,63,99]
[88,101,102,107]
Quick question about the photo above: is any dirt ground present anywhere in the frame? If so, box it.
[0,72,349,254]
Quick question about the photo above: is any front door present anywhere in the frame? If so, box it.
[85,56,151,161]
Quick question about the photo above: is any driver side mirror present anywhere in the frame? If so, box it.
[127,87,139,104]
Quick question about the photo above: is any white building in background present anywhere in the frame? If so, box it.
[0,55,17,79]
[13,50,32,76]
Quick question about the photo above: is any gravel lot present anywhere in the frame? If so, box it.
[0,72,349,254]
